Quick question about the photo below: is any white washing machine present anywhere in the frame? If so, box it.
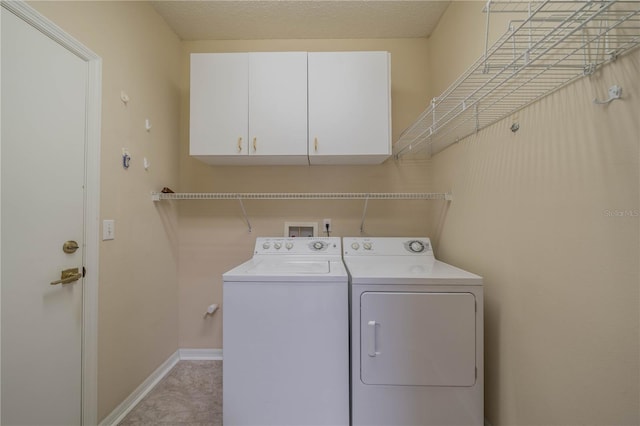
[343,237,484,426]
[222,237,349,426]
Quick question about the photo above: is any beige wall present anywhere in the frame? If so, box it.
[428,1,514,97]
[178,38,433,349]
[29,1,182,421]
[427,3,640,425]
[22,2,639,424]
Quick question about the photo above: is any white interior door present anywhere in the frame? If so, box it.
[360,291,477,387]
[1,7,88,425]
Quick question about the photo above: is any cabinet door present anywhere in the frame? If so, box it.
[249,52,308,159]
[190,53,248,157]
[308,52,391,165]
[360,292,477,387]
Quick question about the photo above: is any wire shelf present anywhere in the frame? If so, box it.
[151,192,452,201]
[151,191,452,232]
[393,0,640,157]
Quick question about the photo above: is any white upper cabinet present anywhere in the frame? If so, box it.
[190,51,391,166]
[190,52,308,165]
[248,52,308,162]
[190,53,249,159]
[308,52,391,165]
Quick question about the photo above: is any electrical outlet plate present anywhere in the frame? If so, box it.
[284,221,318,238]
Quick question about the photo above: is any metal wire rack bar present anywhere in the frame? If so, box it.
[393,0,640,157]
[151,191,452,233]
[151,192,452,201]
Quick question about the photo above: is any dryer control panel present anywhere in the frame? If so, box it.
[343,237,434,257]
[254,237,342,256]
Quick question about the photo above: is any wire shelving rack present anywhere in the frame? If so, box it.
[393,0,640,157]
[151,192,451,201]
[151,192,452,233]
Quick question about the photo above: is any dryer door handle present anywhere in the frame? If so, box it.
[367,320,379,357]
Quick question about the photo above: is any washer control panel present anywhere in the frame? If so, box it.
[255,237,341,256]
[343,237,433,257]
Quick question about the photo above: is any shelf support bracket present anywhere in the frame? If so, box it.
[237,196,252,233]
[474,104,480,132]
[359,195,370,234]
[593,85,622,105]
[483,0,492,73]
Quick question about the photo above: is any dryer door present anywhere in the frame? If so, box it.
[360,291,476,387]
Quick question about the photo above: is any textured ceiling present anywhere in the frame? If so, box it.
[151,1,450,40]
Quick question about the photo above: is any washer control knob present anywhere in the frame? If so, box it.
[285,242,293,250]
[262,242,271,250]
[274,242,282,249]
[363,242,372,250]
[408,240,425,253]
[313,241,325,250]
[351,242,360,250]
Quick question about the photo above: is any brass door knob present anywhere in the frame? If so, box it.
[63,240,79,253]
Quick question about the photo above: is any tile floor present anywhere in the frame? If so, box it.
[119,360,222,426]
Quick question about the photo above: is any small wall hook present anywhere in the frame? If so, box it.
[122,149,131,170]
[594,85,622,105]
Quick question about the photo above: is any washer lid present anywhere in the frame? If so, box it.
[224,258,348,282]
[248,260,330,274]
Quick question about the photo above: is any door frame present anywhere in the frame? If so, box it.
[0,1,101,424]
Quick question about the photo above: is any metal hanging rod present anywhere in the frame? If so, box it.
[394,0,640,158]
[151,192,453,201]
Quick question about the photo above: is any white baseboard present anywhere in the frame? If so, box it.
[179,348,223,360]
[99,349,223,426]
[99,350,180,426]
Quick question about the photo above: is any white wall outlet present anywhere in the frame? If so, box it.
[103,219,115,240]
[323,218,332,234]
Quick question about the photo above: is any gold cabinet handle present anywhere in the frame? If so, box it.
[237,137,243,152]
[253,137,257,152]
[314,137,318,152]
[50,267,82,285]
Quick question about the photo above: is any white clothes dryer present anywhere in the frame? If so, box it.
[343,237,484,426]
[223,237,349,426]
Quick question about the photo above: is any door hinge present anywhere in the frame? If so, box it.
[475,366,478,379]
[82,266,86,277]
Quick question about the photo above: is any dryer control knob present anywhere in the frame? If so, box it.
[351,242,360,250]
[285,242,293,250]
[408,240,425,253]
[313,241,325,250]
[363,242,372,250]
[262,242,271,249]
[274,242,282,249]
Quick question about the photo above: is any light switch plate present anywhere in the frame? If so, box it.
[103,220,115,240]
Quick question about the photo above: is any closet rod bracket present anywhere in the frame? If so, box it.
[593,85,622,105]
[237,197,252,233]
[359,196,370,234]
